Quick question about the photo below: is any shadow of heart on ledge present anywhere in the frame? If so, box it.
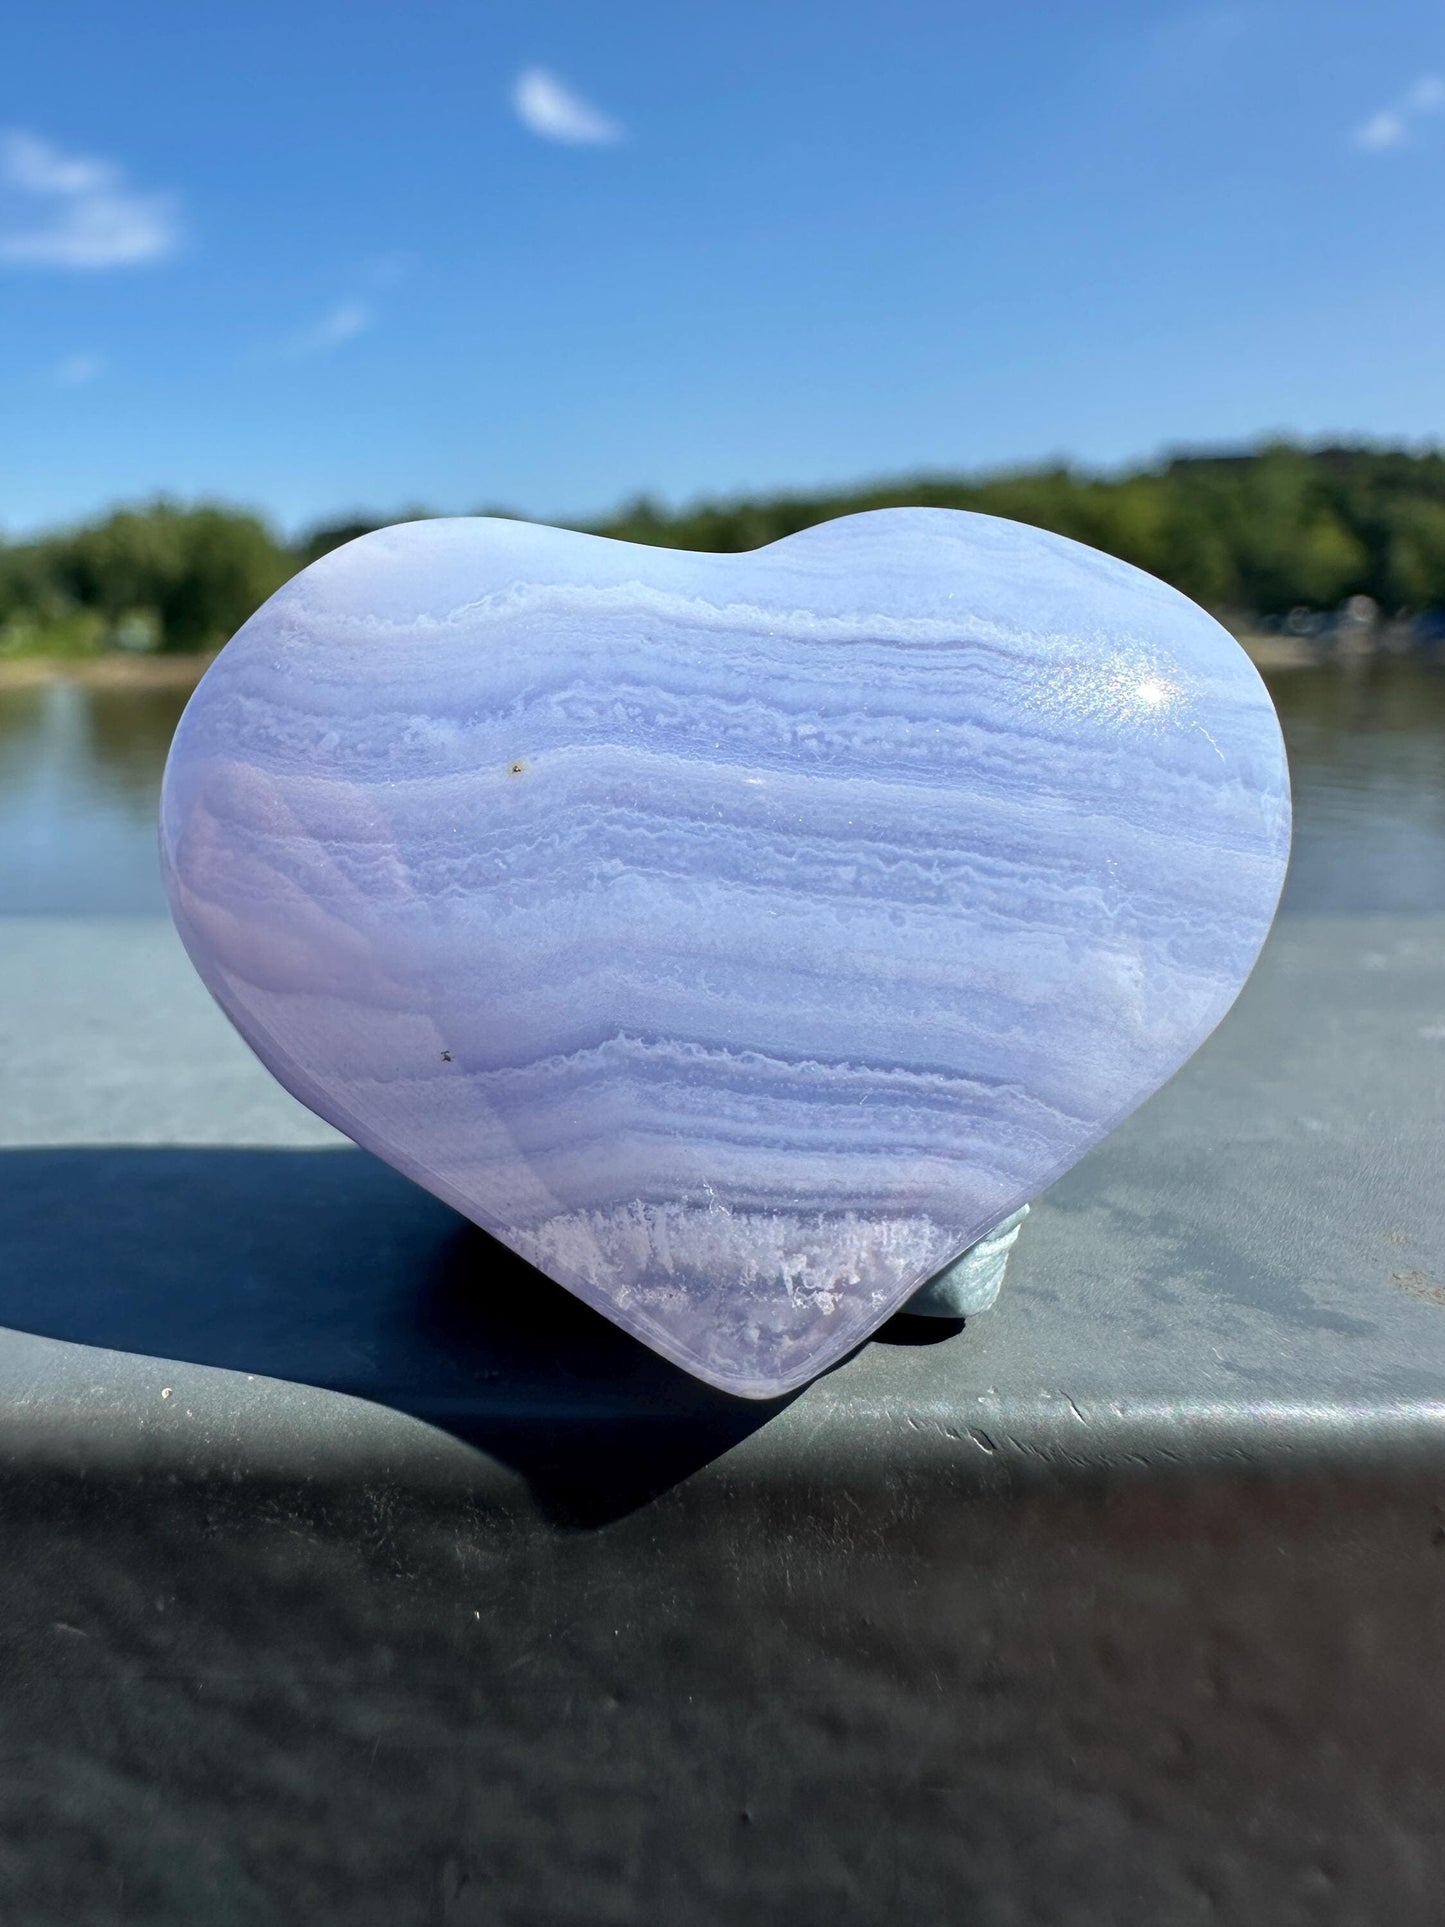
[0,1144,967,1524]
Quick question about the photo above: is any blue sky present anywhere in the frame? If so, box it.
[2,0,1443,535]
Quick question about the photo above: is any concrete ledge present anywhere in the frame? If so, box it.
[2,914,1443,1493]
[1,912,1443,1920]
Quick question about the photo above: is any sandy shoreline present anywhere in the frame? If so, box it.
[0,632,1314,692]
[0,652,218,692]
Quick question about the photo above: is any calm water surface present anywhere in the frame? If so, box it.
[1,659,1444,915]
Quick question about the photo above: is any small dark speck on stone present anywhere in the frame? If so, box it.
[441,1050,452,1062]
[509,760,527,776]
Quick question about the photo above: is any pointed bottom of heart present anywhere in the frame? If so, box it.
[501,1199,967,1398]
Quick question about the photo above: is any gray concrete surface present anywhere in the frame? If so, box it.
[0,910,1443,1924]
[2,912,1443,1483]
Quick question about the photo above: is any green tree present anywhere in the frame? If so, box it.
[8,442,1445,659]
[47,501,288,651]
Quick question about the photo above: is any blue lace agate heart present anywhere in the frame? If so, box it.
[160,510,1290,1396]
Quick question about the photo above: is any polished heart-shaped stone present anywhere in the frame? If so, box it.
[160,510,1290,1397]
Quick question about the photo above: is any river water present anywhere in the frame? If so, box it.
[1,658,1443,916]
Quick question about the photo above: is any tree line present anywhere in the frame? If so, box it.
[4,440,1444,656]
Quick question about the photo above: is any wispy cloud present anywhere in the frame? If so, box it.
[1354,74,1445,151]
[287,299,374,356]
[0,130,179,267]
[55,352,104,386]
[513,68,623,145]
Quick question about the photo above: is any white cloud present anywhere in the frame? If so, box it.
[0,130,179,267]
[288,299,374,356]
[315,300,372,344]
[1354,74,1445,151]
[513,68,622,145]
[1356,109,1406,151]
[55,352,104,386]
